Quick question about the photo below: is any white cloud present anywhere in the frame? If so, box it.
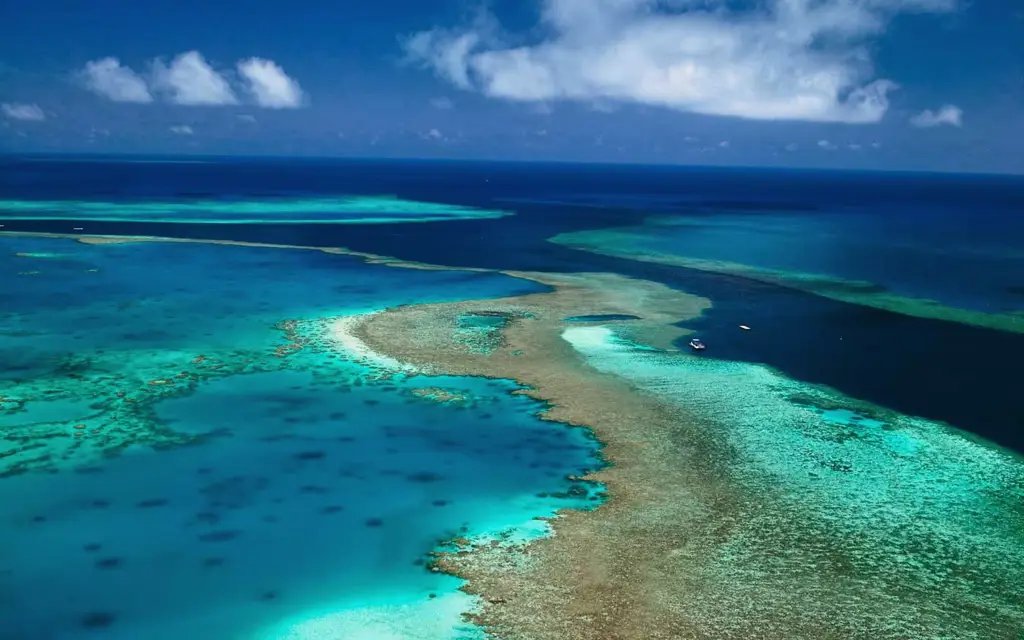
[80,52,305,109]
[910,104,962,128]
[403,0,957,124]
[169,125,193,135]
[818,139,837,150]
[153,51,237,106]
[430,97,455,109]
[424,128,444,140]
[718,140,730,148]
[785,143,799,151]
[2,103,45,121]
[237,114,257,123]
[80,57,153,103]
[849,143,863,150]
[237,57,305,108]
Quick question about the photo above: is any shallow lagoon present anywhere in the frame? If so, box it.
[0,237,601,640]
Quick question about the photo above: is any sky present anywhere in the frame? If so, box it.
[0,0,1022,173]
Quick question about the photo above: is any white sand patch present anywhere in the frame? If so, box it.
[330,313,417,373]
[562,325,624,354]
[256,591,483,640]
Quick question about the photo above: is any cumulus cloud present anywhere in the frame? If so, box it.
[153,51,237,106]
[2,103,45,121]
[818,139,837,150]
[80,57,153,103]
[237,57,305,108]
[78,52,305,109]
[424,128,444,140]
[403,0,958,123]
[910,104,962,128]
[169,125,193,135]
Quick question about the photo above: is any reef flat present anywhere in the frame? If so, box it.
[0,194,511,224]
[350,271,1024,639]
[551,228,1024,334]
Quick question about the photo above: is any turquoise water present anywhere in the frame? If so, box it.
[0,195,511,224]
[0,236,602,639]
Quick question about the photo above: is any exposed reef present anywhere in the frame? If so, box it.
[348,269,1024,639]
[551,229,1024,334]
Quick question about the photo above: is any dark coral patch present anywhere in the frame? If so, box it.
[365,518,383,527]
[294,450,326,461]
[198,530,241,543]
[203,557,225,568]
[321,505,344,514]
[406,472,444,483]
[90,499,110,509]
[83,543,103,553]
[94,557,122,569]
[81,612,116,629]
[137,498,169,508]
[431,500,449,507]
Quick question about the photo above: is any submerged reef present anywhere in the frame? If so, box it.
[0,195,511,225]
[4,230,1022,639]
[350,269,1024,639]
[551,228,1024,334]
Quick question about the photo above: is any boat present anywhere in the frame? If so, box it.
[739,325,751,331]
[689,338,706,351]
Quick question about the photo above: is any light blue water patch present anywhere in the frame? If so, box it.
[0,397,99,428]
[0,354,602,640]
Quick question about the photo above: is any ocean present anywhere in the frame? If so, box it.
[0,155,1022,638]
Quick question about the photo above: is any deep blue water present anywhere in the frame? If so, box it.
[2,156,1021,453]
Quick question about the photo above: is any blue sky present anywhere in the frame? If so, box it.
[0,0,1021,172]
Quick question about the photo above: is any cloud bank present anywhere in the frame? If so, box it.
[237,58,305,108]
[403,0,957,124]
[910,104,963,128]
[79,51,305,109]
[2,103,45,121]
[80,58,153,103]
[153,51,238,105]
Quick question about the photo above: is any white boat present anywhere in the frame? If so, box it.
[689,338,706,351]
[739,325,751,331]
